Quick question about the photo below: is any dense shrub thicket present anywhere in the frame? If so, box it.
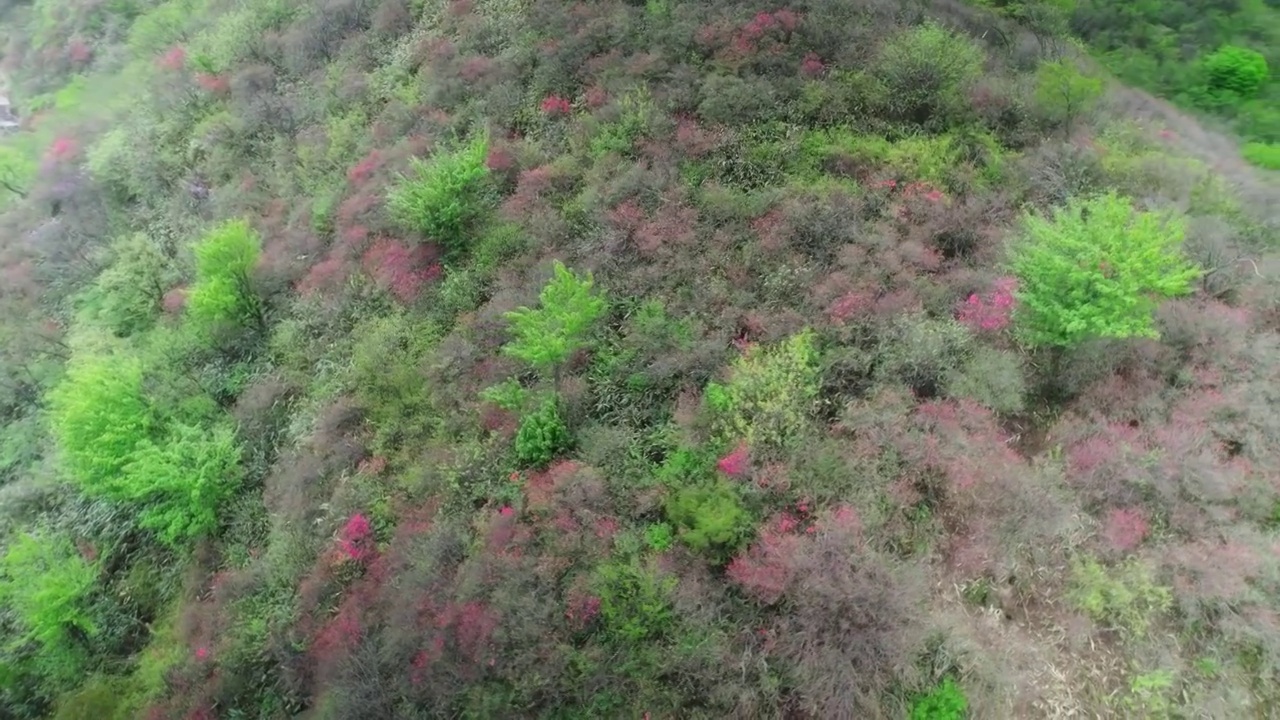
[0,0,1278,718]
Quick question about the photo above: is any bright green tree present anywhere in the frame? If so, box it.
[387,133,491,253]
[48,352,241,546]
[123,422,242,545]
[0,531,97,680]
[48,352,156,492]
[1202,45,1269,98]
[1009,192,1200,347]
[503,261,608,385]
[0,145,34,201]
[187,219,264,331]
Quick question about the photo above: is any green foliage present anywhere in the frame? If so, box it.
[48,352,241,546]
[350,312,442,452]
[1202,45,1269,98]
[644,522,674,552]
[86,234,176,337]
[705,330,820,453]
[665,480,753,558]
[1116,668,1176,717]
[48,352,157,490]
[387,134,492,252]
[503,262,608,380]
[1069,556,1172,638]
[1034,59,1104,128]
[480,378,529,412]
[514,398,570,468]
[594,556,677,642]
[1243,142,1280,170]
[0,532,97,666]
[877,315,973,394]
[875,20,984,129]
[588,89,655,158]
[187,219,264,331]
[122,422,242,544]
[1009,192,1199,347]
[911,677,969,720]
[0,145,35,203]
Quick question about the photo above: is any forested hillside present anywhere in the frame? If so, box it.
[1069,0,1280,168]
[1,0,1280,718]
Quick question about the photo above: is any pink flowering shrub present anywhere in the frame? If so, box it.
[956,277,1017,333]
[717,443,751,478]
[339,513,375,562]
[540,95,572,116]
[1104,507,1150,552]
[158,46,187,71]
[361,238,442,304]
[799,52,826,78]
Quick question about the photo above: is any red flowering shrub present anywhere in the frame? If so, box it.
[339,513,375,562]
[799,52,825,78]
[195,73,230,94]
[158,45,187,71]
[68,39,93,66]
[727,523,803,604]
[540,94,572,116]
[347,149,383,185]
[717,443,751,478]
[1104,507,1150,552]
[162,286,188,314]
[361,237,442,304]
[957,276,1017,333]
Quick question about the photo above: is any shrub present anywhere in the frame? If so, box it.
[515,398,571,468]
[705,330,820,454]
[911,677,968,720]
[1242,141,1280,170]
[593,556,676,642]
[665,479,754,558]
[944,346,1026,414]
[1009,192,1200,347]
[876,315,973,398]
[1068,556,1172,638]
[503,262,608,385]
[187,219,265,332]
[1201,45,1268,98]
[875,21,984,130]
[387,134,492,253]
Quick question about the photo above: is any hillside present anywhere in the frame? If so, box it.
[1,1,1280,718]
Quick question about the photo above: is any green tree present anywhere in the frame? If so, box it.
[48,352,241,546]
[387,133,492,253]
[514,398,571,468]
[1201,44,1269,98]
[503,261,608,386]
[1034,59,1104,131]
[1009,192,1199,347]
[123,422,242,545]
[0,532,97,680]
[187,219,264,332]
[89,233,176,337]
[48,352,156,492]
[665,480,753,559]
